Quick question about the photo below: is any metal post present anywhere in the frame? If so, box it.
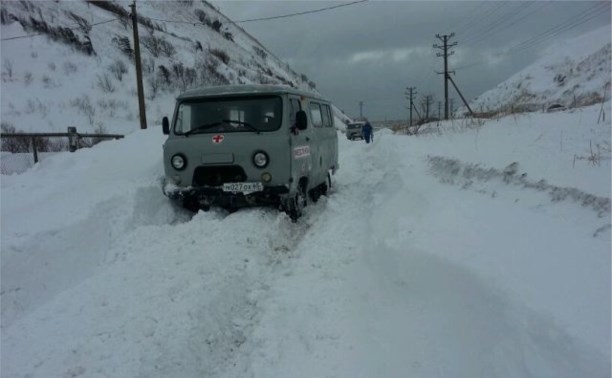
[130,1,147,129]
[31,137,38,163]
[68,126,78,152]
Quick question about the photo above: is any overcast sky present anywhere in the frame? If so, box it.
[213,1,611,121]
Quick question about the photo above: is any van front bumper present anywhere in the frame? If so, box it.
[163,180,289,208]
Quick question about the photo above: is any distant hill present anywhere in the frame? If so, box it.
[0,0,320,134]
[466,25,611,115]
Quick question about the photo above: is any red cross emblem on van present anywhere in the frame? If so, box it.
[212,134,224,144]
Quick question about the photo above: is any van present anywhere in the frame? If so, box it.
[346,121,365,140]
[161,84,339,221]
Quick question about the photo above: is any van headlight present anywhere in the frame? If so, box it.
[171,154,187,170]
[253,151,269,168]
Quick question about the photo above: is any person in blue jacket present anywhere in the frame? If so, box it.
[362,120,373,143]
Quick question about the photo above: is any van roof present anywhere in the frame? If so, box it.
[177,84,330,102]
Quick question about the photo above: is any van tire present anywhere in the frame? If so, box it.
[182,199,200,213]
[318,172,332,197]
[287,180,307,222]
[309,189,321,203]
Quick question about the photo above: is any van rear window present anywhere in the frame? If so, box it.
[174,96,282,134]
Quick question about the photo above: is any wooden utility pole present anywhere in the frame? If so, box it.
[130,1,147,129]
[434,33,457,120]
[447,75,473,115]
[405,87,417,126]
[422,95,433,119]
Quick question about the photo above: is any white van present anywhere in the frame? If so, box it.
[162,85,339,221]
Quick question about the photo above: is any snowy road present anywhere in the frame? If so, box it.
[1,107,610,377]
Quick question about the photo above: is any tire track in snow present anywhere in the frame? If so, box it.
[217,136,412,377]
[353,134,609,377]
[427,156,611,217]
[1,182,316,377]
[1,183,191,330]
[229,133,608,377]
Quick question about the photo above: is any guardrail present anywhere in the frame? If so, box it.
[1,127,124,163]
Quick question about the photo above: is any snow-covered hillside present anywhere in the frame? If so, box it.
[0,0,317,134]
[1,101,610,377]
[468,25,611,114]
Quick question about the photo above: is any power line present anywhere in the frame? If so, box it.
[234,0,369,23]
[146,16,202,25]
[455,2,508,38]
[0,33,43,41]
[462,1,538,45]
[464,1,551,48]
[454,3,610,72]
[144,1,369,28]
[0,18,119,42]
[506,2,610,52]
[450,2,490,37]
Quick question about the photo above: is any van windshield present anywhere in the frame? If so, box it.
[174,95,283,135]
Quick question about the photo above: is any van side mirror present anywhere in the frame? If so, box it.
[296,110,307,130]
[162,116,170,135]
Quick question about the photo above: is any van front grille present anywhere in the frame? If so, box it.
[192,166,247,187]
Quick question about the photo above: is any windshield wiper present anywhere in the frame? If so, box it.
[183,121,223,136]
[223,119,261,134]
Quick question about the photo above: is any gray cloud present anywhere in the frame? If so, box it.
[214,1,611,120]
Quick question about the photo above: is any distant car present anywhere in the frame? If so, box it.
[346,122,365,140]
[546,104,566,112]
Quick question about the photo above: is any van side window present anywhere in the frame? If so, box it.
[321,104,332,128]
[289,98,301,127]
[310,102,323,128]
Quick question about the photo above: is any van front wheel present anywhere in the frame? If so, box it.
[286,182,307,222]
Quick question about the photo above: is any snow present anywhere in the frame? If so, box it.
[1,3,610,377]
[468,25,611,113]
[2,101,610,377]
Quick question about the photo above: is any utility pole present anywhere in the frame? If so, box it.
[422,95,433,120]
[130,1,147,129]
[405,87,417,126]
[359,101,364,120]
[438,101,441,120]
[434,33,457,120]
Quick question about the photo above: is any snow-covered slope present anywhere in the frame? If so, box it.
[0,0,317,134]
[2,103,610,377]
[468,25,611,114]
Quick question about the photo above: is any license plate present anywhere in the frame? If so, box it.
[222,182,263,193]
